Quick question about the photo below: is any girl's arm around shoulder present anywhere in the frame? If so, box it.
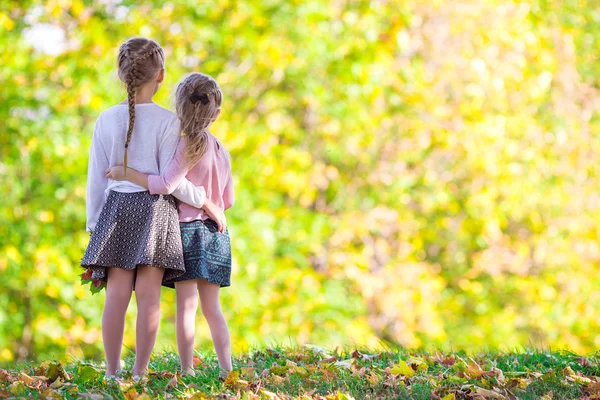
[105,165,207,209]
[149,137,190,195]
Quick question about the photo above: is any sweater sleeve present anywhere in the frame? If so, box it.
[149,137,191,195]
[223,173,235,210]
[151,132,206,208]
[86,118,109,233]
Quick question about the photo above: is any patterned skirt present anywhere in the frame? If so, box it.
[81,190,185,283]
[162,219,232,288]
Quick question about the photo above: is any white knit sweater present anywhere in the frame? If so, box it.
[86,103,205,232]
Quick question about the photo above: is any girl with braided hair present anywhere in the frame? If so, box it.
[107,73,234,378]
[81,39,213,381]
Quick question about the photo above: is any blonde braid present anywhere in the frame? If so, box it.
[121,46,162,173]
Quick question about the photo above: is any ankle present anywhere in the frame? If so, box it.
[181,367,196,377]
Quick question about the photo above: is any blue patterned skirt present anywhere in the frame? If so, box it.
[162,219,232,288]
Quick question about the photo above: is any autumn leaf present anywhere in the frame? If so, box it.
[334,359,354,370]
[259,389,282,400]
[36,360,70,382]
[240,367,257,378]
[365,371,381,385]
[389,359,415,377]
[467,359,485,379]
[265,348,281,358]
[406,356,428,372]
[442,394,456,400]
[165,375,178,390]
[49,377,63,389]
[77,364,101,382]
[224,370,248,390]
[470,387,508,399]
[192,355,204,368]
[9,381,27,396]
[18,371,47,389]
[576,357,592,367]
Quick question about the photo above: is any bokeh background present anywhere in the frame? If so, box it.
[2,0,600,363]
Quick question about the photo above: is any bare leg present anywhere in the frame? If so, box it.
[175,280,200,374]
[198,279,232,371]
[103,268,135,376]
[132,265,165,376]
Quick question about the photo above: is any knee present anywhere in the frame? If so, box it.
[135,288,161,307]
[108,288,132,305]
[201,303,222,322]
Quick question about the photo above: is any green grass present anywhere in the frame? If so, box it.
[2,347,600,399]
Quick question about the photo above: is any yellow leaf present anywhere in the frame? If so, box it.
[441,394,455,400]
[389,359,415,377]
[406,356,428,372]
[366,371,381,385]
[259,389,281,400]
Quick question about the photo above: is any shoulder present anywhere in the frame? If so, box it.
[149,104,177,119]
[97,104,126,123]
[212,134,232,164]
[150,105,180,130]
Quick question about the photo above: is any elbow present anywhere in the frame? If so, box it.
[148,177,176,195]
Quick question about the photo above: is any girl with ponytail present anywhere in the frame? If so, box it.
[107,73,234,379]
[81,38,212,381]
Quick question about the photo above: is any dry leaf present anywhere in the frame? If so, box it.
[166,375,178,390]
[470,387,506,399]
[192,356,204,368]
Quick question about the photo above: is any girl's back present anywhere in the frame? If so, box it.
[87,103,180,232]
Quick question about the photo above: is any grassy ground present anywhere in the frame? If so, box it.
[2,347,600,399]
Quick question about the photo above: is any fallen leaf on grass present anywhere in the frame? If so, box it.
[0,369,12,384]
[265,348,281,358]
[467,359,485,379]
[118,378,137,392]
[320,356,337,363]
[77,364,101,382]
[303,344,333,359]
[268,374,287,386]
[576,357,592,367]
[433,351,456,366]
[166,375,178,390]
[18,371,48,389]
[49,376,63,389]
[192,356,204,368]
[469,387,506,399]
[441,394,456,400]
[79,394,105,399]
[334,359,354,370]
[333,392,356,400]
[389,359,415,377]
[240,367,257,378]
[39,388,62,399]
[259,389,282,400]
[406,356,428,372]
[9,381,27,396]
[351,350,381,361]
[35,360,70,382]
[224,370,248,390]
[123,387,141,400]
[365,371,381,385]
[270,365,289,375]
